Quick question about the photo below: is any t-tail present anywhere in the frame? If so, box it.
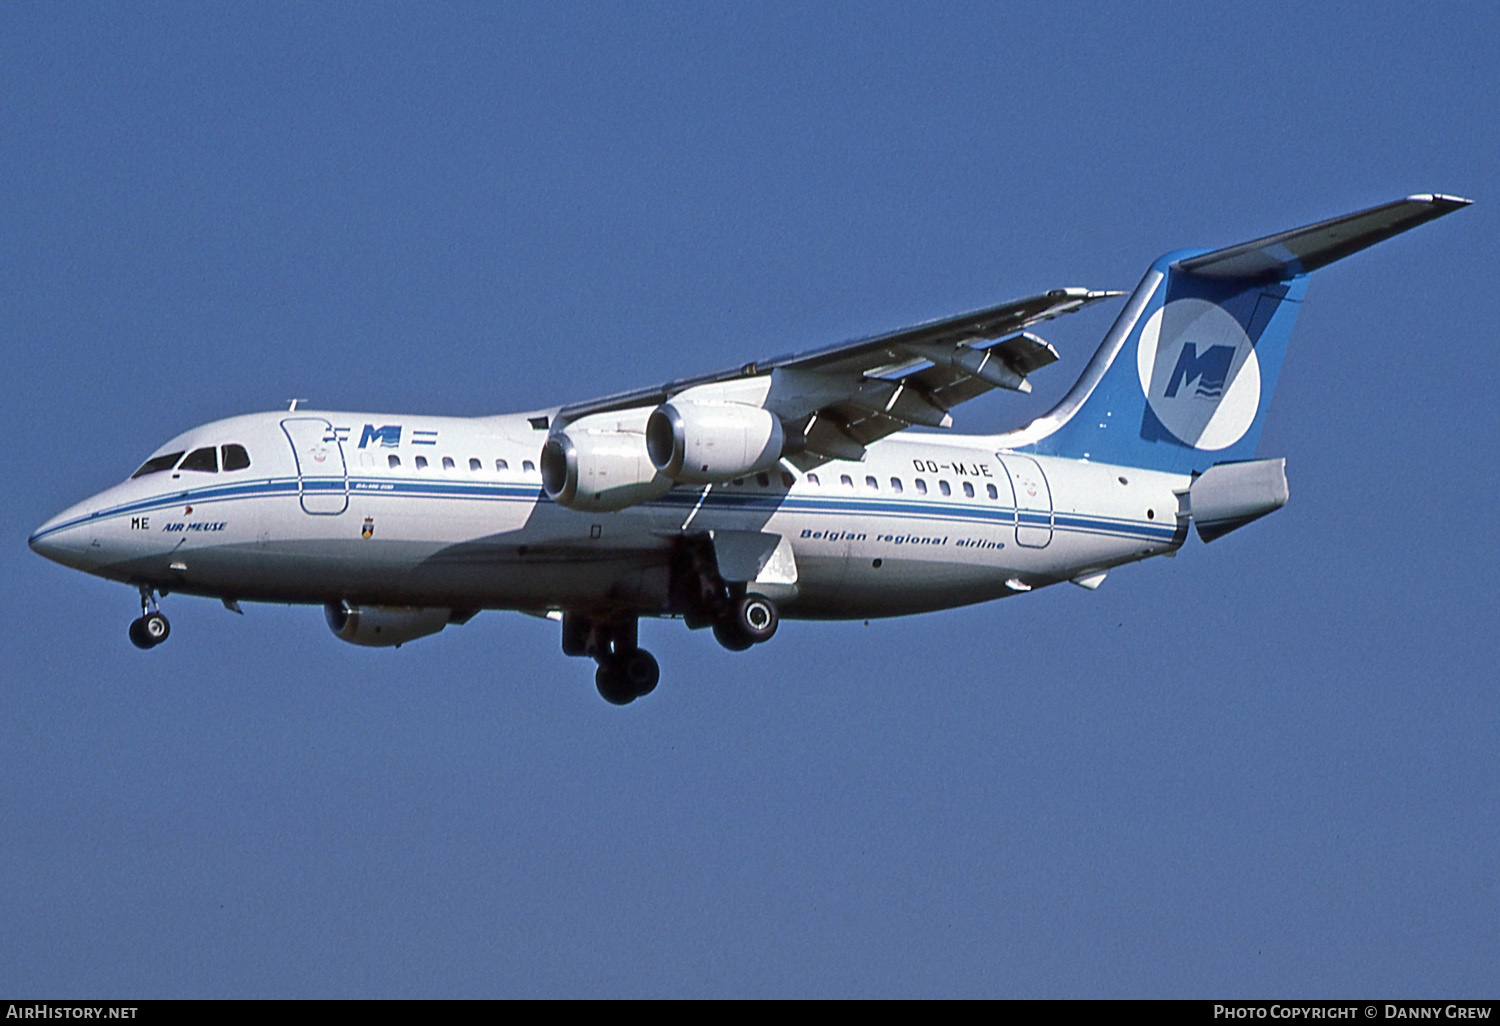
[1001,194,1470,476]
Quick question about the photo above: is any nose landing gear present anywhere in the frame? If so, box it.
[128,586,171,650]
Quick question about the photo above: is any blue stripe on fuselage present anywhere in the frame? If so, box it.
[30,476,1180,546]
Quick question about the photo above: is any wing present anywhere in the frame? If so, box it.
[556,287,1120,461]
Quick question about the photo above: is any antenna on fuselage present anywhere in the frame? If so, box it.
[287,398,308,411]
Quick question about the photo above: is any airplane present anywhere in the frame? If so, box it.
[29,194,1469,704]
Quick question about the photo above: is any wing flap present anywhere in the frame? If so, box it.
[800,411,869,461]
[774,288,1116,377]
[990,331,1060,376]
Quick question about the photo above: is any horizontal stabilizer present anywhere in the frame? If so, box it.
[1190,459,1288,542]
[1174,194,1471,280]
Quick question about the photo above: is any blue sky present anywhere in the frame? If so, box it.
[4,2,1497,997]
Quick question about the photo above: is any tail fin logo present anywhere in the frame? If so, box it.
[1136,297,1260,451]
[1164,342,1236,399]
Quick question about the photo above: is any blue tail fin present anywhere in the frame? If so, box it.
[1009,194,1469,474]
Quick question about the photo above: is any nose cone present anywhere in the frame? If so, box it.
[30,504,101,571]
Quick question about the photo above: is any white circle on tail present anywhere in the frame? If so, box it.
[1135,297,1260,451]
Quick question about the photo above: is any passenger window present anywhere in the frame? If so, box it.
[839,474,854,490]
[733,478,745,487]
[914,479,927,495]
[469,458,481,472]
[963,481,975,498]
[496,459,509,471]
[131,452,185,479]
[415,456,428,470]
[781,471,794,488]
[756,472,770,488]
[890,478,903,494]
[442,456,455,471]
[807,473,820,486]
[523,460,535,473]
[939,480,951,497]
[221,444,251,471]
[388,454,401,469]
[179,447,218,473]
[986,483,998,500]
[865,476,878,491]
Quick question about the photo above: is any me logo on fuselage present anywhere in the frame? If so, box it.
[1135,297,1260,451]
[359,424,402,449]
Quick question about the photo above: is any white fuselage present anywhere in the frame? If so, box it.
[30,409,1190,621]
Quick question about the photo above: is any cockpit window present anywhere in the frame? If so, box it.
[179,447,219,473]
[131,451,184,479]
[221,444,251,471]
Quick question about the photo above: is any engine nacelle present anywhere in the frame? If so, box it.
[325,602,452,647]
[646,401,785,484]
[540,408,673,512]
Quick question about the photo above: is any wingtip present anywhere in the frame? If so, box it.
[1406,192,1473,207]
[1050,287,1123,301]
[1054,288,1125,302]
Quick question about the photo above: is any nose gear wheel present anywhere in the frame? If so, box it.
[128,586,171,649]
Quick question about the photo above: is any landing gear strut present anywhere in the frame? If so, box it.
[129,586,170,650]
[562,613,660,705]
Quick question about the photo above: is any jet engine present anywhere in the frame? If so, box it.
[325,602,453,647]
[646,401,785,484]
[540,408,673,512]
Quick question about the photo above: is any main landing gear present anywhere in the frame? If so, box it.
[710,592,779,652]
[670,537,780,653]
[560,595,780,706]
[128,586,170,650]
[564,538,784,705]
[562,613,660,706]
[596,649,660,707]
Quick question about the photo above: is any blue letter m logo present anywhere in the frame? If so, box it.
[359,424,402,449]
[1164,343,1237,400]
